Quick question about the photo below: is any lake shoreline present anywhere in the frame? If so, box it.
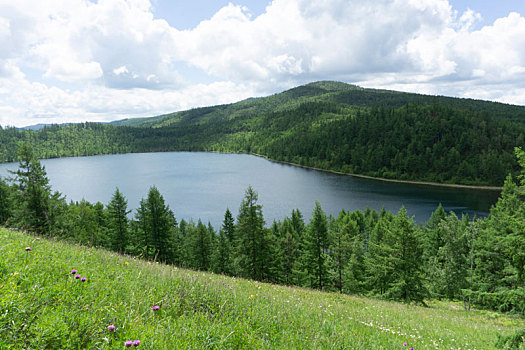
[9,149,503,191]
[224,151,503,192]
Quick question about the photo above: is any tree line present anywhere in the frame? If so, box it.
[1,144,524,314]
[1,100,524,186]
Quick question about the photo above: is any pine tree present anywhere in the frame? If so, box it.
[329,210,355,293]
[435,213,470,299]
[385,208,427,303]
[236,186,269,281]
[107,188,130,254]
[132,199,149,258]
[365,215,395,296]
[304,201,329,289]
[192,220,211,270]
[9,143,53,234]
[138,186,175,263]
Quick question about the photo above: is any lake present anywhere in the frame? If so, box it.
[0,152,500,228]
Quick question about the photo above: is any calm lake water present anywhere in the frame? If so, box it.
[0,152,500,228]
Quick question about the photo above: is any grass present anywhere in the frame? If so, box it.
[0,228,522,349]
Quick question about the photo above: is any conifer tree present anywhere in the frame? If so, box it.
[132,199,149,257]
[236,186,268,281]
[386,208,427,303]
[10,143,53,234]
[329,210,359,293]
[434,213,470,299]
[304,201,329,289]
[192,220,211,270]
[365,215,395,295]
[107,188,130,254]
[140,186,175,263]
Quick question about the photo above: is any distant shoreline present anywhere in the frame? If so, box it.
[245,152,503,192]
[3,149,503,191]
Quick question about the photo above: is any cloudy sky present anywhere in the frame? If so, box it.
[1,0,524,127]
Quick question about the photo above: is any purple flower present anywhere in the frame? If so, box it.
[229,286,233,290]
[152,305,160,311]
[74,274,81,279]
[81,277,87,282]
[263,296,267,299]
[25,247,32,251]
[125,340,133,347]
[133,340,141,346]
[71,269,77,274]
[36,238,40,240]
[403,343,408,346]
[107,324,116,331]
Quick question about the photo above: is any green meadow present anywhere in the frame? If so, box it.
[1,228,522,349]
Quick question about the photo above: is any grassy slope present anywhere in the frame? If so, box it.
[1,228,522,349]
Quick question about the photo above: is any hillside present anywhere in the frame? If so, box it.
[110,81,525,128]
[1,81,525,186]
[1,227,522,349]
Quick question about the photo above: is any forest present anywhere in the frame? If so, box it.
[0,143,524,316]
[1,81,524,186]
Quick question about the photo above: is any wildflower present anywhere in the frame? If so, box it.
[133,340,141,346]
[263,296,267,299]
[75,274,81,279]
[107,324,116,331]
[230,286,233,290]
[249,295,254,299]
[125,261,129,265]
[403,343,407,346]
[81,277,87,282]
[71,269,78,274]
[152,305,160,311]
[125,340,133,347]
[25,247,32,251]
[36,238,40,240]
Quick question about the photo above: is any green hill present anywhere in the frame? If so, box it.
[1,227,522,349]
[1,81,525,186]
[110,81,525,128]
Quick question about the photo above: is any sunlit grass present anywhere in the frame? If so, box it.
[0,228,522,349]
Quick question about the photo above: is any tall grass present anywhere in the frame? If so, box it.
[0,228,522,349]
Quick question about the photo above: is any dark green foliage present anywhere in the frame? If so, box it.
[0,177,12,225]
[235,186,273,281]
[107,188,130,253]
[462,288,525,314]
[385,208,427,303]
[496,328,525,350]
[191,220,211,271]
[304,201,330,290]
[9,143,53,234]
[138,186,175,263]
[431,213,470,300]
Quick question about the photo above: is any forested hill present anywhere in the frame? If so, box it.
[111,81,525,128]
[1,81,525,186]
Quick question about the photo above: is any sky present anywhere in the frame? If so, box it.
[1,0,525,127]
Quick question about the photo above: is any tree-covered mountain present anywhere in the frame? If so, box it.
[1,81,524,186]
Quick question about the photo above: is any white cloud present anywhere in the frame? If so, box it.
[113,66,129,75]
[0,0,525,127]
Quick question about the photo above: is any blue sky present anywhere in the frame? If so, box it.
[153,1,525,30]
[1,0,525,127]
